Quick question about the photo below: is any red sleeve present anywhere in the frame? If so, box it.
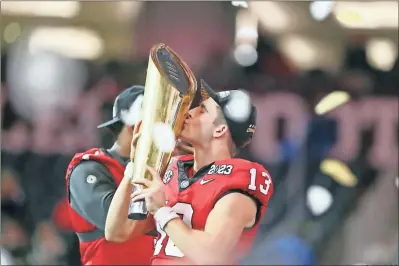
[52,197,74,231]
[221,162,273,207]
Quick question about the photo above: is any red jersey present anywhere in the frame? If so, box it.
[151,154,273,265]
[65,148,154,265]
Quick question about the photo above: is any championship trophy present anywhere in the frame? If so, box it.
[128,43,197,220]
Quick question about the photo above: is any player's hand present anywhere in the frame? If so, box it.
[129,120,142,161]
[130,165,166,215]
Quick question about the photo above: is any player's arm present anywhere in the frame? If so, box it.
[69,161,118,230]
[164,192,257,265]
[70,161,154,242]
[105,169,155,242]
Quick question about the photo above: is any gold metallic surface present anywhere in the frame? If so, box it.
[132,43,197,184]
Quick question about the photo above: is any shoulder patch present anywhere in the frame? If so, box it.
[163,169,173,184]
[86,175,97,184]
[208,164,234,175]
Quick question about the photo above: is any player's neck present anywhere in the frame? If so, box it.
[109,142,130,159]
[193,146,231,172]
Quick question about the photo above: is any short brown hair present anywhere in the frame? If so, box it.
[213,107,227,126]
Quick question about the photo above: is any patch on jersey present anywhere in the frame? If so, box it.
[200,178,215,185]
[163,169,173,184]
[86,175,97,184]
[180,180,189,189]
[208,164,233,175]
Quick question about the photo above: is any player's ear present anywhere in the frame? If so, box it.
[213,124,228,138]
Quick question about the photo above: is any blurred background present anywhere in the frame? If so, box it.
[1,1,398,265]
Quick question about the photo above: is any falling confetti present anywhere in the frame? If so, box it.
[151,123,176,153]
[120,95,143,126]
[315,91,350,115]
[306,185,333,216]
[224,89,252,122]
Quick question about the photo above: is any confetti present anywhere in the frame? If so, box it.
[306,185,333,216]
[152,123,176,153]
[224,90,252,122]
[120,95,143,126]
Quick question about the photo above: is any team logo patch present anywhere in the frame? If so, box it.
[163,169,173,184]
[86,175,97,184]
[208,164,233,175]
[247,124,256,133]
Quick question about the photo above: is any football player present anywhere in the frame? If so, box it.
[65,86,155,265]
[106,80,273,265]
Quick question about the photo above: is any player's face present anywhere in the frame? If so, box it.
[180,98,220,146]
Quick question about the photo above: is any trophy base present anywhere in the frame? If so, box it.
[128,213,148,220]
[128,199,148,220]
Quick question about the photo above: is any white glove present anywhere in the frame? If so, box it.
[124,161,134,180]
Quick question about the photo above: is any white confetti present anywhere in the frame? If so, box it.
[152,123,176,153]
[306,185,333,216]
[224,90,251,122]
[120,95,143,126]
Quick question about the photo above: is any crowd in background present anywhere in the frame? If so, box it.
[1,34,398,265]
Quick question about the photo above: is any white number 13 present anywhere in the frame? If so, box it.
[248,168,272,195]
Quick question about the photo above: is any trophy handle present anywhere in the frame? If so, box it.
[127,186,148,220]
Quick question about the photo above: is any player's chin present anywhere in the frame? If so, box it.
[179,130,188,140]
[179,129,191,143]
[180,125,188,135]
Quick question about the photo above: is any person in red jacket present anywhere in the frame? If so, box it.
[65,85,155,265]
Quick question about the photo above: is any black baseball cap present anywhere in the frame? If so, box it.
[200,79,256,148]
[97,85,145,128]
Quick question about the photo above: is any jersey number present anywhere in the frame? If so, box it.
[248,168,272,195]
[153,202,193,257]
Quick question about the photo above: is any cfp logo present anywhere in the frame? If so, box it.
[218,91,231,99]
[247,124,256,133]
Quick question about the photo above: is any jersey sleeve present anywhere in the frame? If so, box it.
[69,160,117,230]
[222,162,273,207]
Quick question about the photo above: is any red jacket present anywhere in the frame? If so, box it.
[65,148,154,265]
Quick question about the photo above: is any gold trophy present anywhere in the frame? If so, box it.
[128,43,197,220]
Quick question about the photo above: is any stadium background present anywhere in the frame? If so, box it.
[1,1,398,265]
